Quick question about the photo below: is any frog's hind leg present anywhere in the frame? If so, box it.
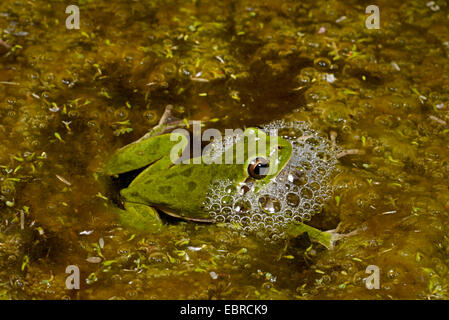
[287,223,334,249]
[112,202,163,233]
[287,223,359,249]
[323,225,360,249]
[104,130,188,176]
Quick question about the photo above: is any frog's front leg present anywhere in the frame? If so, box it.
[329,130,365,158]
[112,202,163,233]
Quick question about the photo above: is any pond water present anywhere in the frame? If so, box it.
[1,0,449,299]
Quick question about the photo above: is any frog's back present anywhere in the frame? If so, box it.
[121,162,243,221]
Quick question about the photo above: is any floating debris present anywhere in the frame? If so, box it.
[429,115,447,125]
[86,257,102,264]
[56,174,72,186]
[391,61,400,71]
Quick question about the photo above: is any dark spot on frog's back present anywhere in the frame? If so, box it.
[129,191,139,198]
[158,185,172,194]
[181,167,193,177]
[188,181,196,191]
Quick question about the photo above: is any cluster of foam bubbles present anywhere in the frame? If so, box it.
[202,120,340,241]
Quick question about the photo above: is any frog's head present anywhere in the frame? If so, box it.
[232,127,292,192]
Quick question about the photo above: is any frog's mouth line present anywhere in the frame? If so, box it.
[157,206,215,224]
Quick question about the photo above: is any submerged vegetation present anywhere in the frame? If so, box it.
[0,0,449,299]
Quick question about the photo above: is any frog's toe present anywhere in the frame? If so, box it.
[115,202,163,233]
[325,228,360,249]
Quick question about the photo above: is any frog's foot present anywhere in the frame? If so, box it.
[145,104,201,137]
[336,149,365,159]
[287,223,359,249]
[158,104,174,126]
[138,105,177,138]
[112,202,163,233]
[0,39,11,53]
[330,130,338,150]
[324,227,359,249]
[330,130,365,158]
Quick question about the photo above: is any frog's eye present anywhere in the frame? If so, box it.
[247,157,270,179]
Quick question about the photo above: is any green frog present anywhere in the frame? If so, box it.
[103,107,343,248]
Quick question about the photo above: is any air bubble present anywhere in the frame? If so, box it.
[241,216,251,226]
[284,209,293,218]
[286,193,300,207]
[220,195,233,206]
[275,215,286,224]
[225,184,237,194]
[233,199,252,215]
[310,182,321,191]
[220,207,233,215]
[291,169,308,186]
[316,167,327,176]
[203,198,211,207]
[315,197,324,204]
[264,216,274,225]
[259,195,282,214]
[300,161,313,171]
[305,137,320,146]
[302,213,312,221]
[301,188,313,199]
